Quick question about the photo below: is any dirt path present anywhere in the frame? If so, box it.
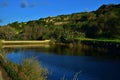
[0,66,11,80]
[0,70,4,80]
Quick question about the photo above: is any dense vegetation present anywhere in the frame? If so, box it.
[0,54,47,80]
[0,4,120,42]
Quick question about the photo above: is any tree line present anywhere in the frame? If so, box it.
[0,4,120,42]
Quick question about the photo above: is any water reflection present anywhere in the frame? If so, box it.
[1,44,120,61]
[1,44,120,80]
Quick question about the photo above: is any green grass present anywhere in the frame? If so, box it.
[4,65,22,80]
[0,55,22,80]
[0,54,47,80]
[75,38,120,43]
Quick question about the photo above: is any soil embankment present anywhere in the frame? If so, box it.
[0,66,11,80]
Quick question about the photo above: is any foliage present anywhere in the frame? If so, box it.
[0,4,120,41]
[0,54,22,80]
[0,54,47,80]
[0,26,17,40]
[18,58,47,80]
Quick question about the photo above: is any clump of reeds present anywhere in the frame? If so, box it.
[18,57,48,80]
[60,71,82,80]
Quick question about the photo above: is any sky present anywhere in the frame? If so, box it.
[0,0,120,25]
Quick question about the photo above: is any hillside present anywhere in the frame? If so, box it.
[0,4,120,42]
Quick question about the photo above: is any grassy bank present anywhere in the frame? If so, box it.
[74,38,120,48]
[0,54,47,80]
[79,38,120,43]
[0,54,21,80]
[72,38,120,44]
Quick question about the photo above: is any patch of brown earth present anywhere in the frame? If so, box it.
[0,66,12,80]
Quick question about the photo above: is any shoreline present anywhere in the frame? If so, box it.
[0,39,120,49]
[0,40,51,48]
[0,40,51,45]
[1,40,50,43]
[2,44,50,48]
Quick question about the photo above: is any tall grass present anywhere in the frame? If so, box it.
[0,40,2,49]
[0,52,47,80]
[0,54,22,80]
[60,71,82,80]
[18,58,47,80]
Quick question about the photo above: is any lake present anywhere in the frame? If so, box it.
[3,44,120,80]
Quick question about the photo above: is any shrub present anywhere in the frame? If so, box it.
[19,58,47,80]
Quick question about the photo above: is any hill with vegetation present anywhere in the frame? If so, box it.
[0,4,120,43]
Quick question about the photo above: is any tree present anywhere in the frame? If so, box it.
[0,26,16,40]
[105,14,120,38]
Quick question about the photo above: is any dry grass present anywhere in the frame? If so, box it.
[1,40,51,48]
[18,58,48,80]
[60,71,82,80]
[1,40,50,44]
[0,53,47,80]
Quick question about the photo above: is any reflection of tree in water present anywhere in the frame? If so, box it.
[0,44,120,60]
[47,44,120,60]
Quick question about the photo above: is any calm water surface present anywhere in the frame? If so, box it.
[3,45,120,80]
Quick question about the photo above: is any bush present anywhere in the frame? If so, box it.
[19,58,47,80]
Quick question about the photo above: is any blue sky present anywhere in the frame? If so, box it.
[0,0,120,25]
